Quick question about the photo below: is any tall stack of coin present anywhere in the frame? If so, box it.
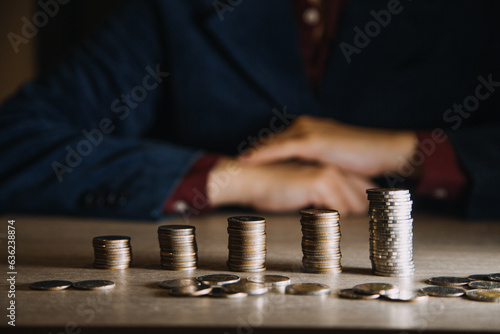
[367,188,414,277]
[93,236,132,269]
[157,225,198,270]
[227,216,266,272]
[300,209,342,274]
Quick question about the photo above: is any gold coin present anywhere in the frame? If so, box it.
[338,289,379,300]
[285,283,331,295]
[466,289,500,302]
[353,283,399,296]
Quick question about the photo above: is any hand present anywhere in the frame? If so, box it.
[239,115,418,178]
[207,157,376,215]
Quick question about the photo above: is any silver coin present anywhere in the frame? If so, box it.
[489,273,500,281]
[353,283,399,296]
[247,275,290,286]
[158,278,199,290]
[285,283,331,295]
[468,281,500,289]
[338,288,379,300]
[72,280,115,290]
[209,286,248,298]
[29,280,72,291]
[366,188,409,194]
[421,286,465,297]
[197,274,240,286]
[468,274,492,281]
[428,276,470,286]
[383,290,429,302]
[169,284,212,297]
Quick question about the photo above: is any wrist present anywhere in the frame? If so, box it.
[385,131,419,176]
[207,156,247,207]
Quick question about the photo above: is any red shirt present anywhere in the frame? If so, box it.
[165,0,468,213]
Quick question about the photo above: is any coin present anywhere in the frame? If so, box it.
[209,286,248,298]
[466,289,500,302]
[93,235,132,270]
[366,188,414,277]
[421,286,465,297]
[247,275,290,286]
[338,288,379,300]
[158,225,198,271]
[29,280,73,291]
[383,290,429,302]
[428,276,470,286]
[72,280,115,290]
[169,284,212,297]
[468,281,500,289]
[353,283,399,296]
[159,278,200,290]
[197,274,240,286]
[468,274,492,281]
[300,209,342,274]
[227,216,266,272]
[285,283,331,296]
[223,282,268,295]
[489,273,500,281]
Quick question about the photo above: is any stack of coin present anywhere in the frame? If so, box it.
[367,188,414,277]
[300,209,342,274]
[93,236,132,269]
[157,225,198,270]
[227,216,266,272]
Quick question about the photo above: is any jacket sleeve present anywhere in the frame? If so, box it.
[447,125,500,220]
[0,0,203,220]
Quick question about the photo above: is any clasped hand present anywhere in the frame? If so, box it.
[209,115,417,215]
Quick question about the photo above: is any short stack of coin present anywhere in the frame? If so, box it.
[157,225,198,270]
[300,209,342,274]
[227,216,266,272]
[367,188,414,277]
[93,236,132,269]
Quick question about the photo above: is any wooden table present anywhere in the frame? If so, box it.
[1,213,500,334]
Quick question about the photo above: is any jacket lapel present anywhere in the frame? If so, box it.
[200,0,313,108]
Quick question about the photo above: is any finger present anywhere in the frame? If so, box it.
[239,139,308,165]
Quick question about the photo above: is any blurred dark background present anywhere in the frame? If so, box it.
[0,0,125,103]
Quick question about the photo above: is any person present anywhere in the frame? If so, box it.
[1,0,499,220]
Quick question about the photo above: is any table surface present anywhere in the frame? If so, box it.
[1,212,500,333]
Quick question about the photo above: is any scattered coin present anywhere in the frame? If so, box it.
[383,290,429,302]
[353,283,399,296]
[300,209,342,274]
[421,286,465,297]
[209,286,248,298]
[338,289,379,300]
[428,276,470,286]
[469,281,500,289]
[222,282,268,295]
[366,188,414,277]
[285,283,331,296]
[169,283,212,297]
[489,273,500,281]
[72,280,115,290]
[468,274,492,281]
[29,280,73,291]
[158,225,198,271]
[247,275,290,287]
[227,216,267,272]
[93,235,132,269]
[159,278,200,290]
[466,289,500,302]
[197,274,240,286]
